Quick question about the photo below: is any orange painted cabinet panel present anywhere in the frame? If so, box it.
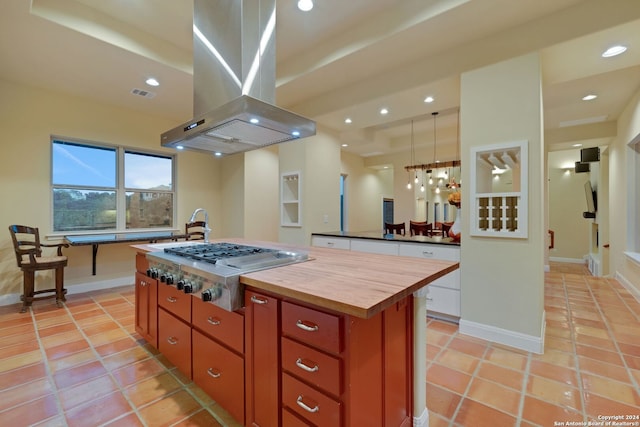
[282,373,342,426]
[134,271,157,348]
[245,290,280,427]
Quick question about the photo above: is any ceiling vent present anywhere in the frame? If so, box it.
[131,88,156,99]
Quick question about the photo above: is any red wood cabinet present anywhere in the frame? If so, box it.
[244,290,280,427]
[135,271,158,348]
[251,287,414,427]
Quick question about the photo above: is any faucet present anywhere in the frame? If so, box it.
[188,208,212,242]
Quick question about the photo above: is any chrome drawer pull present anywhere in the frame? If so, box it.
[422,251,434,256]
[207,368,221,378]
[251,295,268,305]
[167,336,178,345]
[295,358,319,373]
[140,281,147,287]
[296,396,319,413]
[166,296,177,303]
[296,320,319,332]
[207,316,221,326]
[327,242,334,246]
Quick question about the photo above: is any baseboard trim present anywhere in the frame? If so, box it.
[413,407,429,427]
[549,257,587,264]
[0,276,134,307]
[459,311,545,354]
[615,271,640,304]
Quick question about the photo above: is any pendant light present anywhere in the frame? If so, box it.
[430,112,438,187]
[407,120,416,190]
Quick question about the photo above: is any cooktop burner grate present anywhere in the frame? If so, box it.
[164,242,277,264]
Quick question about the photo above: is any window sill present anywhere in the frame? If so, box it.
[624,251,640,266]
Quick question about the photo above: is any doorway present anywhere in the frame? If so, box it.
[383,198,394,228]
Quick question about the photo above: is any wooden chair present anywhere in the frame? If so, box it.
[441,222,453,237]
[8,225,69,313]
[409,220,432,236]
[185,221,207,240]
[384,222,406,236]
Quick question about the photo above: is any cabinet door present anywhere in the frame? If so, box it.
[193,330,244,424]
[135,272,158,348]
[245,290,280,427]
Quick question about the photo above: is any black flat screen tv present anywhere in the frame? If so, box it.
[584,180,597,213]
[575,161,590,173]
[580,147,600,163]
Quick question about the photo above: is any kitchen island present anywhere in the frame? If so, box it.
[312,231,461,320]
[131,239,458,426]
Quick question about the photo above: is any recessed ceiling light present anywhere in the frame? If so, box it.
[380,108,389,115]
[297,0,313,11]
[424,96,434,103]
[214,152,222,157]
[602,45,627,57]
[145,78,160,87]
[341,143,348,147]
[176,145,184,150]
[292,131,300,137]
[344,118,352,124]
[582,94,597,101]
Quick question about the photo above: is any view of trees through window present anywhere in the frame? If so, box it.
[52,139,175,232]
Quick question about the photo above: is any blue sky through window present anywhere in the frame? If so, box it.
[52,141,116,187]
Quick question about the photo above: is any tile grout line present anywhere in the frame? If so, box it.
[564,273,588,422]
[583,276,640,405]
[62,295,152,427]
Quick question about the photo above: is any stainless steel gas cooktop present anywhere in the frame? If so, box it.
[146,242,309,311]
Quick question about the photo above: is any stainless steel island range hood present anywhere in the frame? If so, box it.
[161,0,316,156]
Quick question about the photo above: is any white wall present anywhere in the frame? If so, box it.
[547,168,590,261]
[459,53,545,352]
[340,151,390,232]
[0,78,221,298]
[610,84,640,295]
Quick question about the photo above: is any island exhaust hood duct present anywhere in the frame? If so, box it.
[161,0,316,156]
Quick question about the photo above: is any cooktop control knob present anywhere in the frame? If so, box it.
[176,279,185,290]
[166,275,174,285]
[147,268,159,279]
[201,286,222,301]
[201,288,212,301]
[183,282,202,294]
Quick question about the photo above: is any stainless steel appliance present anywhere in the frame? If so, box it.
[146,242,308,311]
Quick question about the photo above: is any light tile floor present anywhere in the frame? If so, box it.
[0,262,638,426]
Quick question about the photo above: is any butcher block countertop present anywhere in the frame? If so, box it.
[132,239,459,319]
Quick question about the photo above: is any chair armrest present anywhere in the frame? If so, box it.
[42,242,70,256]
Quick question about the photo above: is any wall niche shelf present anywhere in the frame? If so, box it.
[470,140,528,238]
[281,171,301,227]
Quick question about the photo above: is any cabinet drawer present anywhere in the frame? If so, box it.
[350,239,399,255]
[158,309,192,378]
[282,337,341,396]
[398,243,460,261]
[158,285,191,322]
[311,237,350,250]
[192,297,244,354]
[192,330,244,424]
[426,286,460,317]
[282,302,341,354]
[282,373,342,427]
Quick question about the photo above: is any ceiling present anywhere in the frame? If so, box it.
[2,0,640,169]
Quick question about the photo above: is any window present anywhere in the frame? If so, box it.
[52,138,175,233]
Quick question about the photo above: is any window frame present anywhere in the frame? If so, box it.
[51,136,177,236]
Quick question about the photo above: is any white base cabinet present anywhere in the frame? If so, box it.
[311,235,460,319]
